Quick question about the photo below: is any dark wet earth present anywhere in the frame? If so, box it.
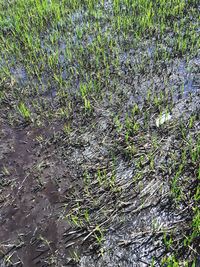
[1,91,200,267]
[0,48,200,266]
[0,122,72,266]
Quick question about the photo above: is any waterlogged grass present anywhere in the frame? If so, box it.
[0,0,199,266]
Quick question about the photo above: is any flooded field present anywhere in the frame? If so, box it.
[0,0,200,266]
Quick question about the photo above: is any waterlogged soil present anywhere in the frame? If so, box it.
[0,5,200,266]
[0,55,200,267]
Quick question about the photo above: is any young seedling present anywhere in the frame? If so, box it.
[17,102,32,122]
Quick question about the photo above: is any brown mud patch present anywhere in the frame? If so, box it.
[0,121,76,267]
